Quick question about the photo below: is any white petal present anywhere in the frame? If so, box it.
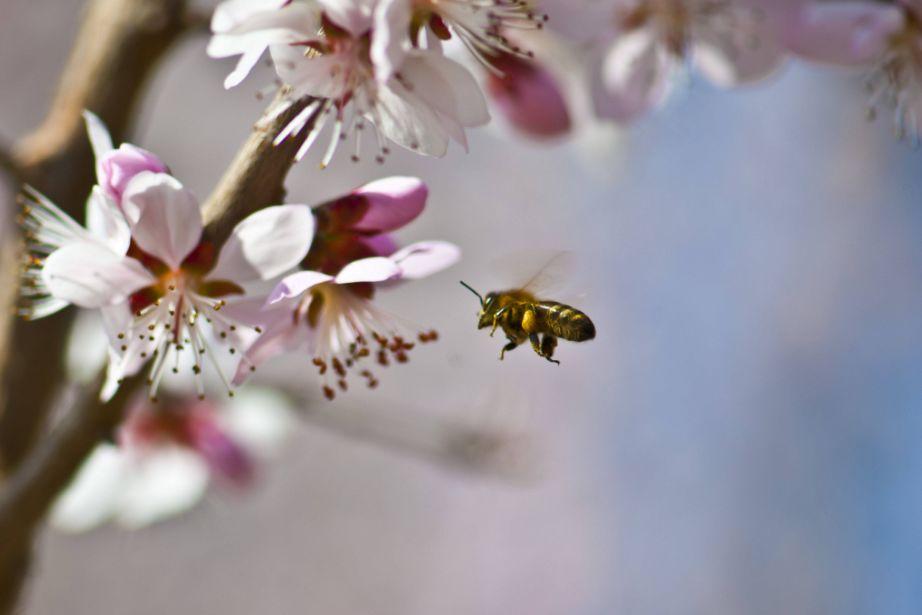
[399,52,490,127]
[390,240,461,279]
[209,204,315,284]
[122,172,203,270]
[693,21,785,87]
[373,83,450,156]
[115,448,210,528]
[223,388,295,456]
[49,444,128,533]
[334,256,402,284]
[42,243,154,309]
[318,0,375,35]
[85,187,130,254]
[266,270,334,304]
[211,0,290,32]
[371,0,412,83]
[82,110,114,163]
[595,28,674,122]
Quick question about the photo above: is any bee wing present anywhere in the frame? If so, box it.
[490,250,576,297]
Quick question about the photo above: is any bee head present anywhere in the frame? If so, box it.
[460,281,493,328]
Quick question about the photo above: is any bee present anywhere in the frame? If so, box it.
[460,257,595,364]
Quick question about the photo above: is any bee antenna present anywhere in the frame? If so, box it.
[459,281,484,306]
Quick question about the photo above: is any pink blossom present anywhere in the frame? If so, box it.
[306,176,427,272]
[233,241,460,399]
[83,111,169,204]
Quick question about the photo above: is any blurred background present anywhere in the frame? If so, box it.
[3,1,922,614]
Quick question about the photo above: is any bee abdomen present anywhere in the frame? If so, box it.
[538,302,596,342]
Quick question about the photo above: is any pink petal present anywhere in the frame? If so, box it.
[42,243,154,309]
[233,317,308,384]
[782,2,905,66]
[334,256,402,284]
[389,240,460,279]
[266,270,334,305]
[487,53,573,139]
[350,176,427,232]
[122,172,203,270]
[359,233,398,257]
[210,204,315,284]
[98,144,169,204]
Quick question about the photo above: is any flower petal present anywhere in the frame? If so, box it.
[350,176,427,232]
[693,19,785,87]
[211,0,290,33]
[266,270,334,305]
[371,0,412,83]
[224,388,295,456]
[122,172,203,270]
[210,204,315,284]
[49,444,129,533]
[233,317,308,384]
[318,0,375,35]
[390,240,460,279]
[594,28,674,122]
[82,110,114,161]
[115,447,210,528]
[85,187,130,254]
[782,1,905,66]
[334,256,402,284]
[42,242,154,309]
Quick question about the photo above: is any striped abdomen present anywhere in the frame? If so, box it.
[536,301,596,342]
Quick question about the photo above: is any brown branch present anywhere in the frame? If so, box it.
[201,92,315,244]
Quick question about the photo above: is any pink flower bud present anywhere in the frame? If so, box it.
[98,144,169,203]
[487,53,572,139]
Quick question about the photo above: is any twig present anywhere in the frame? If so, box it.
[201,92,316,244]
[0,143,20,184]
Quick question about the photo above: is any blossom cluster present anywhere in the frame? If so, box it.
[20,112,459,403]
[207,0,922,147]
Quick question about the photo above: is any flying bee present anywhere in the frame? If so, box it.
[460,256,595,364]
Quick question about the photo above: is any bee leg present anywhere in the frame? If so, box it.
[530,333,560,365]
[499,337,518,360]
[490,308,507,337]
[541,334,559,364]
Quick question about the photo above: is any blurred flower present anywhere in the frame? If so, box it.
[234,241,458,399]
[209,0,489,164]
[50,388,294,532]
[485,51,572,138]
[83,110,169,205]
[782,0,922,138]
[582,0,785,122]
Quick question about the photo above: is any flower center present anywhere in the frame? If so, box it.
[294,283,438,400]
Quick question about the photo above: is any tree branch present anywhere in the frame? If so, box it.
[201,92,315,244]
